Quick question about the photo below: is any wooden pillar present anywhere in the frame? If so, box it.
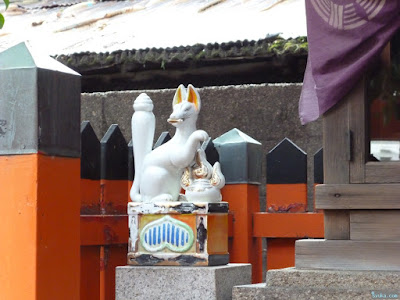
[0,42,81,299]
[320,78,367,240]
[214,128,263,283]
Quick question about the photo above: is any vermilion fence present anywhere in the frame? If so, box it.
[80,122,129,300]
[79,122,324,299]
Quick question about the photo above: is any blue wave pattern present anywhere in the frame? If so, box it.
[144,224,189,247]
[141,216,194,253]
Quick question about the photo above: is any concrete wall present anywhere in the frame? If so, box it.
[81,83,322,210]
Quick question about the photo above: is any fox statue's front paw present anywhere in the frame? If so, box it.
[192,130,209,142]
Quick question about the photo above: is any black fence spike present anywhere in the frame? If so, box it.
[100,124,128,180]
[267,138,307,184]
[154,131,172,149]
[201,137,219,166]
[314,148,324,184]
[213,128,262,184]
[80,121,100,180]
[128,139,135,182]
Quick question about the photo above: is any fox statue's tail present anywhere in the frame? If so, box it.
[130,93,156,201]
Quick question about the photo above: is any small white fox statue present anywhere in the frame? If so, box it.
[130,84,209,202]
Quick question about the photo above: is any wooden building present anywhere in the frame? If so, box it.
[297,31,400,271]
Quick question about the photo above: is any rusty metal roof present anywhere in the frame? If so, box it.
[0,0,307,56]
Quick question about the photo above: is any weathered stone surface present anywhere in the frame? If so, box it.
[232,268,400,300]
[233,284,380,300]
[116,263,252,300]
[267,268,400,289]
[81,84,320,154]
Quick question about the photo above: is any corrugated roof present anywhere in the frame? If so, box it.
[0,0,307,56]
[55,35,307,72]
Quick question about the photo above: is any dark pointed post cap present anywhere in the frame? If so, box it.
[213,128,262,184]
[0,42,81,157]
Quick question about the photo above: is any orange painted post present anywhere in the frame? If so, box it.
[0,43,80,299]
[81,246,101,299]
[266,138,307,271]
[214,129,263,283]
[80,121,101,300]
[267,239,297,270]
[100,124,129,300]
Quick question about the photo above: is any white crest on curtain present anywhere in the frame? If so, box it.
[311,0,386,30]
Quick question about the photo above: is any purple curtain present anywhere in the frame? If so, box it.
[299,0,400,124]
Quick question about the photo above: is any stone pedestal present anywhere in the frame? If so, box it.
[233,268,400,300]
[116,263,251,300]
[128,201,229,266]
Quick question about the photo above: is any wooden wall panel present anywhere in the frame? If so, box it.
[296,240,400,271]
[350,210,400,240]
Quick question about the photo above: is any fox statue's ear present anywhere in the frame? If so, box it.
[172,84,186,107]
[186,84,201,111]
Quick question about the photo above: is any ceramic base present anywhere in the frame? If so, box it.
[127,201,229,266]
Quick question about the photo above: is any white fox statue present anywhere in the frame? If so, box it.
[130,84,209,202]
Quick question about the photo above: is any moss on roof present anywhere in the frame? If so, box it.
[55,36,308,73]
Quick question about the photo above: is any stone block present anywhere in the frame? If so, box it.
[233,284,380,300]
[266,267,400,290]
[116,263,252,300]
[232,268,400,300]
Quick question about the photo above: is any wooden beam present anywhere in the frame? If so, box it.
[252,213,324,238]
[296,239,400,271]
[316,184,400,209]
[366,162,400,183]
